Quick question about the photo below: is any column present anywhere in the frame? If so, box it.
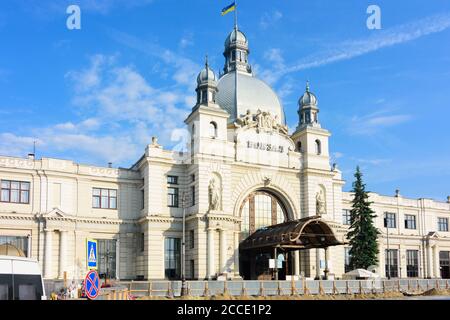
[219,229,227,275]
[427,242,432,278]
[324,247,330,279]
[315,248,321,279]
[434,245,440,278]
[207,228,215,279]
[116,237,120,280]
[233,232,240,278]
[294,251,300,276]
[58,230,67,279]
[44,229,53,279]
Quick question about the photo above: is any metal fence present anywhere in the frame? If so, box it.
[116,279,450,298]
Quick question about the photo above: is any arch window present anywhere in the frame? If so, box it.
[315,139,322,155]
[209,122,218,138]
[296,141,302,153]
[240,191,287,241]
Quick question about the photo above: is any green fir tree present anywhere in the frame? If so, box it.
[346,166,380,270]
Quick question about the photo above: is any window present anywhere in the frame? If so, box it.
[201,90,208,103]
[296,141,302,152]
[141,189,145,210]
[190,230,195,249]
[406,250,419,278]
[0,236,28,257]
[190,260,195,280]
[342,209,351,225]
[164,238,181,280]
[385,249,399,278]
[239,191,287,241]
[92,188,117,209]
[384,212,396,228]
[231,50,236,62]
[209,122,218,138]
[315,140,321,155]
[191,186,195,206]
[344,247,352,273]
[1,180,30,204]
[167,176,178,185]
[139,233,145,253]
[438,218,449,232]
[97,239,117,279]
[404,215,416,229]
[191,174,195,182]
[168,187,179,208]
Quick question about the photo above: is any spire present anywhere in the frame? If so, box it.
[205,54,209,68]
[306,80,310,93]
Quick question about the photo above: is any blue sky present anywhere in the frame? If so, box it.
[0,0,449,201]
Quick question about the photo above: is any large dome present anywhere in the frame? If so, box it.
[216,72,285,124]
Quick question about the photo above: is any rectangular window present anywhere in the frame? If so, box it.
[385,249,399,278]
[384,212,396,228]
[191,186,195,206]
[139,233,145,253]
[190,230,195,249]
[191,174,195,182]
[164,238,181,280]
[141,189,145,210]
[190,260,195,280]
[0,236,28,257]
[344,247,352,273]
[167,187,179,207]
[438,218,449,232]
[0,180,30,204]
[167,176,178,185]
[404,215,417,230]
[92,188,117,209]
[96,239,117,279]
[406,250,419,278]
[342,209,351,225]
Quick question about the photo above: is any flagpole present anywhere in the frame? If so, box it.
[234,0,238,123]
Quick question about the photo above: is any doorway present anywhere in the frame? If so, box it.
[440,251,450,279]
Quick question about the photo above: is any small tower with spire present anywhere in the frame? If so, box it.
[223,26,252,75]
[297,81,320,130]
[195,56,219,107]
[185,56,229,156]
[291,81,331,169]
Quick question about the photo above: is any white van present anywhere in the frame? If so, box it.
[0,255,46,300]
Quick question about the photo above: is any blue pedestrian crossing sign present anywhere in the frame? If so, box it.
[86,239,98,270]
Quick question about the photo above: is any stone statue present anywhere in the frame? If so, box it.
[256,109,263,128]
[209,177,221,211]
[316,189,326,215]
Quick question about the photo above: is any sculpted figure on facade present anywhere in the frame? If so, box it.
[234,109,289,135]
[209,177,222,211]
[316,189,326,215]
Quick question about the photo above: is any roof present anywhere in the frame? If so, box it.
[216,71,285,124]
[239,216,344,252]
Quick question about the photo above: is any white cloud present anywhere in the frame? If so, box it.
[261,12,450,85]
[108,29,200,88]
[260,11,283,29]
[348,109,412,135]
[0,55,193,166]
[179,32,194,49]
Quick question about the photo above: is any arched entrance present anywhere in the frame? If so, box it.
[238,189,294,280]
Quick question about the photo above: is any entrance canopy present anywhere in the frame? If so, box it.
[239,216,343,252]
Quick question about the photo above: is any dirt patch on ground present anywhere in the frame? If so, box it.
[421,288,450,296]
[138,292,406,300]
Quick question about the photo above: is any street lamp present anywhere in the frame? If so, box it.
[180,192,187,296]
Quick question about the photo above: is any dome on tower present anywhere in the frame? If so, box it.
[197,58,217,85]
[298,82,318,108]
[225,28,248,47]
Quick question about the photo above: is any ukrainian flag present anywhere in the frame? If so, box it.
[221,2,236,16]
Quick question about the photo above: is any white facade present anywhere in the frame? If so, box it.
[1,28,449,281]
